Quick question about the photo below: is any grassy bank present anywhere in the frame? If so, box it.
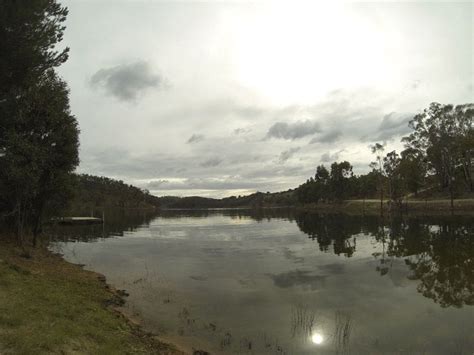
[297,198,474,214]
[0,239,181,355]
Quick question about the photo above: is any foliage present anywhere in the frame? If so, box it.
[383,150,403,206]
[157,190,297,209]
[402,102,473,195]
[0,1,79,242]
[0,0,69,96]
[69,174,161,212]
[330,161,353,201]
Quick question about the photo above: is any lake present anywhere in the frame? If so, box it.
[48,209,474,354]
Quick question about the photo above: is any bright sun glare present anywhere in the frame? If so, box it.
[311,332,324,345]
[229,2,393,105]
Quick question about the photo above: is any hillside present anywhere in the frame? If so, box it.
[158,190,297,209]
[69,174,161,212]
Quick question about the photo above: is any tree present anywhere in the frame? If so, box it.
[383,151,404,208]
[315,164,330,183]
[0,1,78,245]
[370,142,386,214]
[0,70,79,244]
[399,147,426,197]
[329,161,353,201]
[402,102,474,207]
[0,0,69,96]
[314,164,330,202]
[357,171,378,202]
[453,104,474,192]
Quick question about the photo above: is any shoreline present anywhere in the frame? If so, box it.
[295,198,474,215]
[159,198,474,215]
[0,240,184,354]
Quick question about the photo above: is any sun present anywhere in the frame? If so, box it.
[227,1,390,105]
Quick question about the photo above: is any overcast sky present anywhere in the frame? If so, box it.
[58,0,473,198]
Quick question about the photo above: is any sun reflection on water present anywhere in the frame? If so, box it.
[311,332,324,345]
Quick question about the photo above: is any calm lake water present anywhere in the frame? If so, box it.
[48,209,474,354]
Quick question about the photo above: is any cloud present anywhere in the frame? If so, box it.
[278,147,300,163]
[309,130,342,144]
[147,176,269,191]
[200,157,222,168]
[90,61,164,101]
[374,112,412,141]
[410,80,421,90]
[320,151,339,162]
[234,127,252,135]
[320,149,345,163]
[146,179,170,188]
[266,120,321,140]
[186,134,205,144]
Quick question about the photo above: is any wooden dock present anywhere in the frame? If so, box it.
[52,217,103,225]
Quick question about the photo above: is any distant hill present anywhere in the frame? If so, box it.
[69,174,161,211]
[157,190,297,209]
[68,174,297,213]
[68,173,473,214]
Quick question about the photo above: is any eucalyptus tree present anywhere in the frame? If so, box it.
[370,142,386,214]
[314,164,330,202]
[329,161,353,201]
[402,102,473,207]
[453,104,473,191]
[383,150,404,208]
[399,147,426,197]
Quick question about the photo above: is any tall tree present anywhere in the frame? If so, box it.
[370,143,386,214]
[0,0,69,96]
[399,147,426,197]
[0,1,78,244]
[402,102,474,207]
[329,161,353,201]
[453,104,474,192]
[383,150,404,208]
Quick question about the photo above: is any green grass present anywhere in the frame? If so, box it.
[0,241,180,355]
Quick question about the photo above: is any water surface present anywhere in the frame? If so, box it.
[49,209,474,354]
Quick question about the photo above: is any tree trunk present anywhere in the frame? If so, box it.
[379,177,384,216]
[32,201,44,248]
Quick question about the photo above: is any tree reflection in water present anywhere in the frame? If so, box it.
[294,212,474,308]
[50,208,474,309]
[390,218,474,308]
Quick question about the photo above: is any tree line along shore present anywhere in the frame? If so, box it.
[69,104,474,214]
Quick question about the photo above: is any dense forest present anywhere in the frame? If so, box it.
[158,190,296,209]
[69,174,160,212]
